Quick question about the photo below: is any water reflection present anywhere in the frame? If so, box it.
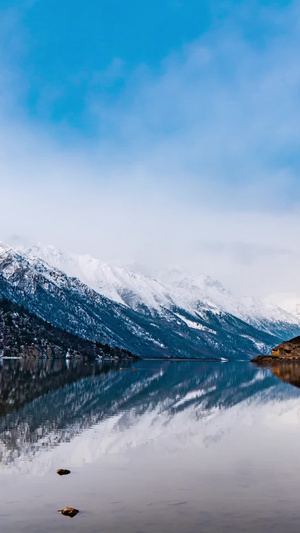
[0,358,129,416]
[253,360,300,388]
[1,360,300,532]
[0,358,298,467]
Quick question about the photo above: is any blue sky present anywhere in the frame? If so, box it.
[16,0,213,127]
[2,0,213,129]
[1,0,300,300]
[2,0,294,133]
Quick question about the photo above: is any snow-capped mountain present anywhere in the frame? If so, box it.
[1,241,299,359]
[21,243,300,334]
[264,292,300,322]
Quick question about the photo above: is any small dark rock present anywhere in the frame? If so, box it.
[58,507,79,518]
[56,469,71,476]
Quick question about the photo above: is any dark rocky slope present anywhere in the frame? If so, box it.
[271,336,300,359]
[0,298,137,360]
[252,336,300,364]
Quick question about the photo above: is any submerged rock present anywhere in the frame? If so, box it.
[58,507,79,517]
[56,468,71,476]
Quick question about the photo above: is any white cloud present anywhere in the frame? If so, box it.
[1,1,300,303]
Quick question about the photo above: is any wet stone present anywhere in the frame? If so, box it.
[56,468,71,476]
[58,507,79,518]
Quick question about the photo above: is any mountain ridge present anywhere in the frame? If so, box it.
[19,243,299,328]
[1,242,299,360]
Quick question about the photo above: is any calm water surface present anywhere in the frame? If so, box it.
[0,358,300,532]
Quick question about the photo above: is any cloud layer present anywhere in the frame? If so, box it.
[1,1,300,302]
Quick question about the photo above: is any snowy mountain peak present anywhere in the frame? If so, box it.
[1,241,300,359]
[0,242,14,255]
[18,244,175,311]
[15,242,300,329]
[162,268,225,292]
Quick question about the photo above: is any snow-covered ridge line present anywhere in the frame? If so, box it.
[17,242,300,327]
[1,241,299,360]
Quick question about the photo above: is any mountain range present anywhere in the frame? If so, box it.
[0,241,299,360]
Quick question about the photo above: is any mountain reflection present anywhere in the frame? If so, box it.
[253,360,300,389]
[0,359,298,467]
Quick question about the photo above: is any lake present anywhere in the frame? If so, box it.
[0,358,300,532]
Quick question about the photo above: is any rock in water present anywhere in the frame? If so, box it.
[271,336,300,358]
[56,468,71,476]
[58,507,79,517]
[251,336,300,363]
